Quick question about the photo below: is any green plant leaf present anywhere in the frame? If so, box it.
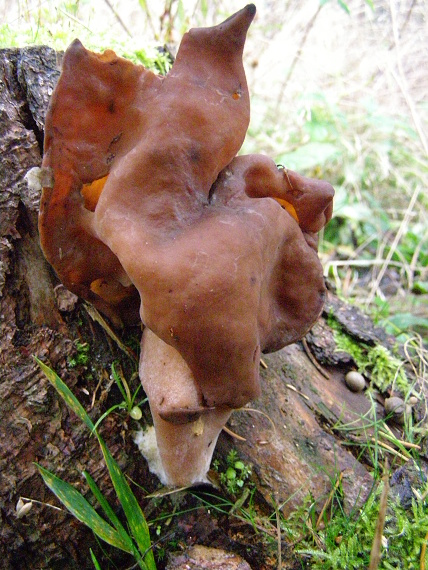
[35,358,95,432]
[111,362,130,405]
[337,0,351,14]
[387,313,428,331]
[37,360,157,570]
[92,403,125,433]
[90,549,102,570]
[97,439,157,570]
[276,142,341,171]
[83,471,134,553]
[36,464,132,553]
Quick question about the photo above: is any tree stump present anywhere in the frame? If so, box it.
[0,45,423,570]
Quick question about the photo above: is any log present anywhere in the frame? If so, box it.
[0,45,421,570]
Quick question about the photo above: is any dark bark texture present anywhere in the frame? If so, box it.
[0,46,423,570]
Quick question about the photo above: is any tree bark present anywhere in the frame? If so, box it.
[0,46,422,570]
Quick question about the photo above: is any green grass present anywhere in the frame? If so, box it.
[36,358,156,570]
[92,362,146,431]
[33,347,428,569]
[289,476,428,570]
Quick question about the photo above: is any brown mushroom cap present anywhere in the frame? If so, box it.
[40,4,333,408]
[39,39,157,323]
[238,154,334,233]
[110,153,331,410]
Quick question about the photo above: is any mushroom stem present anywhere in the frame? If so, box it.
[138,328,232,486]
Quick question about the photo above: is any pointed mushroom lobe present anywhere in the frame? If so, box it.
[92,5,257,408]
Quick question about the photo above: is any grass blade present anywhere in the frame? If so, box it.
[98,439,157,570]
[90,549,102,570]
[35,358,95,432]
[37,359,156,570]
[37,464,132,553]
[83,470,134,553]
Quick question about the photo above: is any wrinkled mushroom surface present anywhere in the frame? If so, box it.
[39,4,334,486]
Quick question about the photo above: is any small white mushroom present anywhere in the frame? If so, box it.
[345,371,365,392]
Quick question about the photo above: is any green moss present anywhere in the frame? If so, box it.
[328,315,410,394]
[293,479,428,570]
[67,340,90,368]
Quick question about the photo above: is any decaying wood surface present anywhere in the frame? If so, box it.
[0,46,423,570]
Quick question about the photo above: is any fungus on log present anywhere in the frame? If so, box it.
[39,4,334,486]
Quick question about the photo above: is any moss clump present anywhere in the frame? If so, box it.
[294,479,428,570]
[328,316,410,394]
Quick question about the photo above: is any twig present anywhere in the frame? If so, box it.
[399,0,418,35]
[84,303,137,363]
[90,373,106,410]
[286,383,310,402]
[366,183,422,306]
[222,425,246,441]
[324,257,424,276]
[379,426,421,451]
[57,7,92,32]
[369,462,389,570]
[302,337,330,379]
[315,472,343,530]
[371,438,410,462]
[244,407,277,435]
[389,0,428,157]
[145,486,189,499]
[275,3,323,113]
[102,0,132,37]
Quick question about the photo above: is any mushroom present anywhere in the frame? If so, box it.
[345,370,366,392]
[39,5,334,486]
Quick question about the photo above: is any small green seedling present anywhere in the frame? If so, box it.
[214,449,252,496]
[93,362,146,431]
